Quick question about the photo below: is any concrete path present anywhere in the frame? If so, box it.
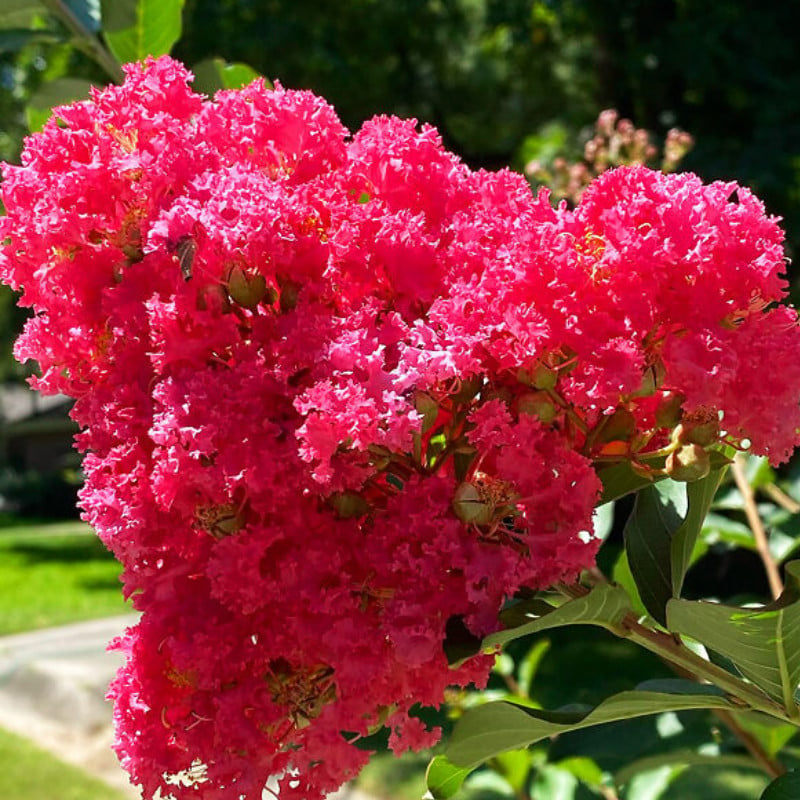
[0,615,377,799]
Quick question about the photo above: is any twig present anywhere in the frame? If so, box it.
[763,483,800,515]
[713,708,786,779]
[731,454,783,601]
[40,0,124,83]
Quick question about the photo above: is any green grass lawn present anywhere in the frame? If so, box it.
[0,726,131,800]
[0,520,130,636]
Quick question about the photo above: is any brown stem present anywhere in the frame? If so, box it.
[763,483,800,515]
[713,708,786,779]
[731,455,784,601]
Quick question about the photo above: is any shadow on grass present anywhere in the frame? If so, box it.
[3,536,114,565]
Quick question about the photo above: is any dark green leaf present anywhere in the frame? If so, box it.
[667,561,800,710]
[101,0,184,63]
[760,771,800,799]
[624,470,725,626]
[624,480,687,625]
[425,755,472,800]
[191,57,263,93]
[446,683,738,769]
[670,468,727,597]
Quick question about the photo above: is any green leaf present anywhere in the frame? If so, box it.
[446,682,738,769]
[191,57,264,93]
[667,561,800,711]
[624,480,687,625]
[518,639,551,699]
[731,712,799,758]
[556,756,605,787]
[25,77,94,131]
[486,583,633,650]
[760,771,800,799]
[670,468,727,597]
[492,749,533,793]
[611,550,649,618]
[425,755,472,800]
[529,764,580,800]
[101,0,184,63]
[624,470,725,626]
[598,461,663,504]
[592,501,615,541]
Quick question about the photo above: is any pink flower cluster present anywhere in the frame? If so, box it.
[2,57,800,799]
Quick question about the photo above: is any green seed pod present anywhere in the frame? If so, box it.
[676,418,720,447]
[666,443,711,482]
[228,265,268,309]
[452,482,494,526]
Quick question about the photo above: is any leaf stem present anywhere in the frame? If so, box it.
[556,582,792,722]
[40,0,124,83]
[731,454,783,601]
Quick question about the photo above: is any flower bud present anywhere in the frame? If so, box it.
[674,417,720,447]
[666,443,711,482]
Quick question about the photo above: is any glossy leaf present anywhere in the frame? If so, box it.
[101,0,184,64]
[670,467,727,596]
[446,682,737,769]
[760,771,800,799]
[667,561,800,710]
[624,470,725,625]
[624,480,687,624]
